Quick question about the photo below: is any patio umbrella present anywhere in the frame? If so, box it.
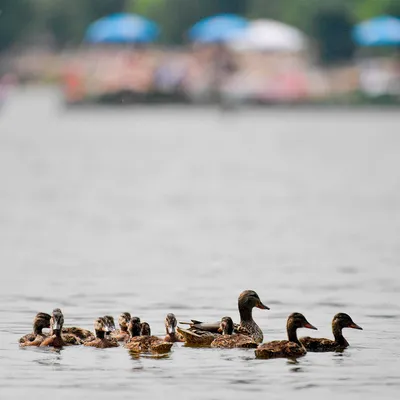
[85,13,159,43]
[353,15,400,46]
[229,19,307,52]
[188,14,248,43]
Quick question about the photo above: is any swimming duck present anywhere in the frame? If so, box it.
[111,312,131,342]
[179,290,269,344]
[211,316,258,348]
[300,313,362,352]
[40,309,81,348]
[84,318,119,349]
[62,325,95,342]
[19,312,51,347]
[125,319,173,354]
[164,313,183,343]
[255,313,317,359]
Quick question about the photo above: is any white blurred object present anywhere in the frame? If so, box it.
[229,19,307,52]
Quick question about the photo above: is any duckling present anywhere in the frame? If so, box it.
[255,313,317,359]
[40,309,80,348]
[300,313,362,352]
[179,290,269,344]
[125,319,173,354]
[211,317,258,348]
[84,318,119,349]
[111,312,131,342]
[164,313,183,343]
[19,312,51,347]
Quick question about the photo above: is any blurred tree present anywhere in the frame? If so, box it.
[0,0,34,51]
[312,8,356,65]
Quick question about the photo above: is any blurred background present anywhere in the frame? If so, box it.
[1,0,400,106]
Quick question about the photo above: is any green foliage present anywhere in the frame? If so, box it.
[0,0,399,50]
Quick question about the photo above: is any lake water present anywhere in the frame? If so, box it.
[0,88,399,399]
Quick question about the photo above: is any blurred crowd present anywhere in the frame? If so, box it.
[2,45,400,106]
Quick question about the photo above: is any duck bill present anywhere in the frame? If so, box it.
[304,322,317,330]
[349,322,363,330]
[256,301,270,310]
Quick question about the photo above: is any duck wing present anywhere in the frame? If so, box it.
[179,320,221,333]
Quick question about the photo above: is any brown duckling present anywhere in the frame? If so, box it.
[300,313,362,352]
[40,309,80,348]
[255,313,317,359]
[84,318,119,349]
[62,325,94,342]
[211,316,258,349]
[111,312,131,342]
[179,290,269,344]
[164,313,183,343]
[125,318,173,354]
[19,312,51,347]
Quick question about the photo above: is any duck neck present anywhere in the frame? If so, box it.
[120,326,128,333]
[239,303,253,323]
[33,325,43,335]
[53,329,62,338]
[96,330,105,339]
[332,322,348,346]
[287,321,300,345]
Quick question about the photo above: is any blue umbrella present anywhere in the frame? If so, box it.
[85,13,159,43]
[353,15,400,46]
[189,14,248,43]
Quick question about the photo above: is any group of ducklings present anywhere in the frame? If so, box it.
[19,290,363,359]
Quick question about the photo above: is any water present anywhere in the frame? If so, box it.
[1,88,399,399]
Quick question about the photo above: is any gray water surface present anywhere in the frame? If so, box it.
[0,88,399,399]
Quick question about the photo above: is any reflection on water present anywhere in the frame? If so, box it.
[0,88,400,399]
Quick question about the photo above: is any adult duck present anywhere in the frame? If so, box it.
[300,313,362,352]
[19,312,51,347]
[125,318,173,354]
[211,316,258,348]
[179,290,269,344]
[84,318,119,349]
[255,313,317,359]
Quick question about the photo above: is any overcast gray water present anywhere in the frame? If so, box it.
[0,88,399,399]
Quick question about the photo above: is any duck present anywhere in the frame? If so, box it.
[179,290,269,345]
[84,317,119,349]
[125,318,173,354]
[40,309,81,348]
[164,313,184,343]
[255,313,317,359]
[211,316,258,348]
[299,313,362,352]
[111,312,131,342]
[19,312,51,347]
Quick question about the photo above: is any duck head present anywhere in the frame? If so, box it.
[140,322,151,336]
[220,316,234,335]
[287,312,317,344]
[333,313,362,330]
[50,308,64,334]
[165,313,177,335]
[118,312,131,332]
[128,317,141,337]
[94,317,109,339]
[33,312,51,335]
[238,290,269,321]
[103,315,116,332]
